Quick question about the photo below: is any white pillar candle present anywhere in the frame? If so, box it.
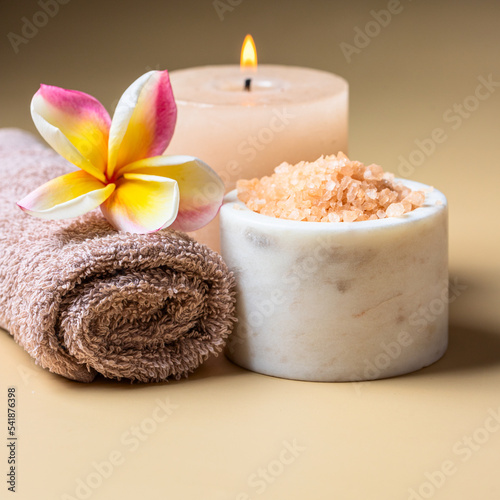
[220,181,448,382]
[167,64,348,250]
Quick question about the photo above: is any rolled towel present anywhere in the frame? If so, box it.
[0,129,236,382]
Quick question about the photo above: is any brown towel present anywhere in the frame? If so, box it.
[0,129,236,382]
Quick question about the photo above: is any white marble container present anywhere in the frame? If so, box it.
[220,180,448,381]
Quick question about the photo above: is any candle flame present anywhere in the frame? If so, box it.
[240,34,257,71]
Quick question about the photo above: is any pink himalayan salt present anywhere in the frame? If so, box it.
[236,153,425,222]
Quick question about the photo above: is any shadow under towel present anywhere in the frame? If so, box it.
[0,129,236,382]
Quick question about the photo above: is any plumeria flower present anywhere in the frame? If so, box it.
[17,71,224,233]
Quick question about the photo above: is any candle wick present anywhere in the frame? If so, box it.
[244,78,252,91]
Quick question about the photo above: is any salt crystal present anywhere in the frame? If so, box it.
[402,200,412,212]
[346,185,358,203]
[342,210,358,222]
[328,212,341,223]
[325,180,335,191]
[386,203,405,217]
[405,191,425,206]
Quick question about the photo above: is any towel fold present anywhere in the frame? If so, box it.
[0,129,235,382]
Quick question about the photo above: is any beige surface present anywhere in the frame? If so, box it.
[1,0,500,499]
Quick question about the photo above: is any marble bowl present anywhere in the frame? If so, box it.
[220,180,448,382]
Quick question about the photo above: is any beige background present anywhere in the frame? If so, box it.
[1,0,499,499]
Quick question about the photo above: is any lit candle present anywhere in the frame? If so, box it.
[167,35,348,250]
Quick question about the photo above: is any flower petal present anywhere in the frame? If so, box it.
[100,173,179,233]
[17,170,115,220]
[121,155,224,232]
[107,70,177,179]
[31,85,111,182]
